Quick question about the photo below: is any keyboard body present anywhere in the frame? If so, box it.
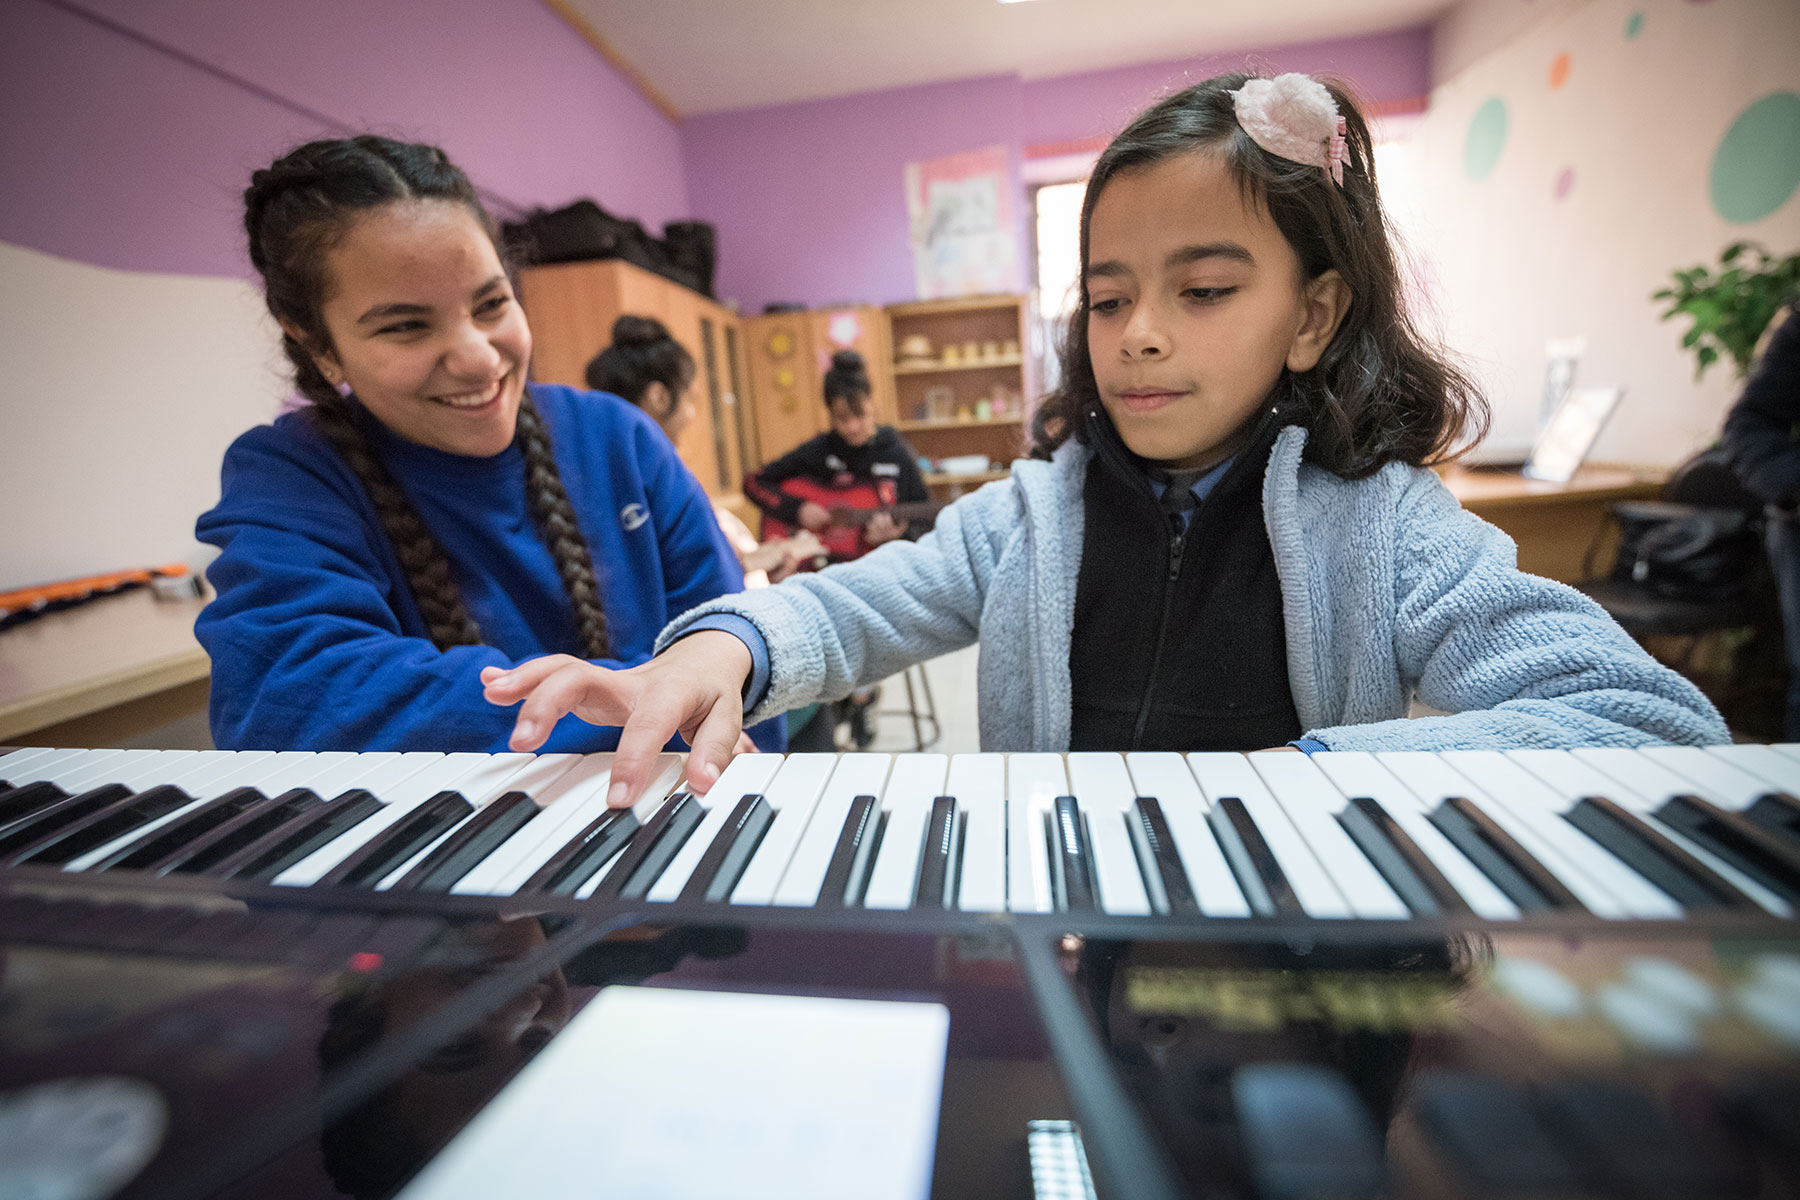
[3,745,1799,1199]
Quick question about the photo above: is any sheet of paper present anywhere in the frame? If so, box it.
[397,985,951,1200]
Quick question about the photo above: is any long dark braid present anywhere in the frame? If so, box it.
[514,396,609,656]
[244,135,609,657]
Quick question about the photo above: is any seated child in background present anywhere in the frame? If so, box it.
[483,73,1725,805]
[585,314,824,587]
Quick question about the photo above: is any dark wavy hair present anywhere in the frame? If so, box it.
[823,349,872,416]
[584,314,696,421]
[244,135,610,657]
[1029,75,1486,477]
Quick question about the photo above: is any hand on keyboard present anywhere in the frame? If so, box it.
[479,632,752,807]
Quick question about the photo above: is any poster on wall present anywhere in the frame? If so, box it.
[903,146,1021,300]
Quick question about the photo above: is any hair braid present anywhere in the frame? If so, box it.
[514,396,611,658]
[306,389,485,650]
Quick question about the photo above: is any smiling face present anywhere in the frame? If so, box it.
[1084,151,1344,470]
[307,199,531,457]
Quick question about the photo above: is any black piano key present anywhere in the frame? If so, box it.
[1654,793,1800,903]
[139,788,322,876]
[1427,796,1585,913]
[314,791,475,888]
[1127,798,1197,917]
[1210,795,1301,918]
[212,790,385,882]
[86,787,268,871]
[1048,796,1096,912]
[679,794,773,904]
[817,794,881,908]
[589,792,700,900]
[519,808,640,896]
[913,796,957,909]
[0,784,135,860]
[388,790,540,893]
[9,784,198,867]
[1565,796,1760,912]
[1728,1081,1800,1188]
[0,780,70,829]
[1411,1070,1580,1193]
[1743,790,1800,846]
[1337,796,1470,916]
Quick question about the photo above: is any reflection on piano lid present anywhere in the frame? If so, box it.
[3,745,1800,1200]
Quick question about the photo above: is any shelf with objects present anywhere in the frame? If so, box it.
[518,258,753,499]
[882,294,1030,497]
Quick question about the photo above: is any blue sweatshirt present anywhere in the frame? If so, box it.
[196,383,785,754]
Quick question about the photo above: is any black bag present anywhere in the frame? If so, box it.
[1608,500,1762,601]
[501,201,714,296]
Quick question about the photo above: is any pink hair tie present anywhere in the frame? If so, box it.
[1229,74,1350,188]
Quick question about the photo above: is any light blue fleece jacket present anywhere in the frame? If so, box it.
[657,426,1728,752]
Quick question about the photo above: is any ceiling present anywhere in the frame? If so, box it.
[565,0,1455,117]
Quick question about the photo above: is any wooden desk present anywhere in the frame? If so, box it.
[0,587,212,747]
[1440,465,1666,584]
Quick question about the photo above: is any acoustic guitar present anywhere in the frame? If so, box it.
[758,477,952,562]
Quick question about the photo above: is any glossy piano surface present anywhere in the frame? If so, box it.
[4,745,1800,1198]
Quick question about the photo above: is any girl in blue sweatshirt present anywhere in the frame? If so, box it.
[484,74,1724,807]
[196,135,782,754]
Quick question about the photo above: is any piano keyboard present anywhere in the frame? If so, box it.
[5,744,1798,925]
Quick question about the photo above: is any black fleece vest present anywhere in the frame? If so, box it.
[1068,405,1302,752]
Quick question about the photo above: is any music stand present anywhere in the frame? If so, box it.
[1523,386,1624,483]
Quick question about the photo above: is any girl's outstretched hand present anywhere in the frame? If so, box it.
[479,631,754,808]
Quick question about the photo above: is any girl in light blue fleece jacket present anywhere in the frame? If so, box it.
[483,73,1726,807]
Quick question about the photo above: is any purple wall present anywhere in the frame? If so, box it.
[683,28,1432,313]
[0,0,688,277]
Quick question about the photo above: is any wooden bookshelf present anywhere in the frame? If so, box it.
[883,295,1029,491]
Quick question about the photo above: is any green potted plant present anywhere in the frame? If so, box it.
[1654,242,1800,379]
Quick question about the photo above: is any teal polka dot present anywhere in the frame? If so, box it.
[1464,98,1509,182]
[1625,12,1644,38]
[1710,92,1800,222]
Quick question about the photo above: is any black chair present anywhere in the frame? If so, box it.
[1575,447,1770,670]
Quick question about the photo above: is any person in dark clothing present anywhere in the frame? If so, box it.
[740,349,931,747]
[742,350,932,562]
[1721,300,1800,736]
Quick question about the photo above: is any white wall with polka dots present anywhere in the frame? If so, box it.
[1387,0,1800,467]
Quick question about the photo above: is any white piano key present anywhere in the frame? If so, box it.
[1569,748,1792,917]
[1250,752,1409,919]
[771,754,893,907]
[1706,744,1800,798]
[1483,752,1677,921]
[647,753,786,902]
[61,750,300,870]
[1406,752,1652,918]
[449,755,603,894]
[1309,752,1518,919]
[730,754,839,905]
[1642,745,1788,810]
[277,753,506,887]
[1123,753,1249,917]
[1005,753,1067,914]
[949,754,1007,913]
[1771,743,1800,765]
[1065,754,1151,916]
[9,749,126,788]
[41,749,164,793]
[0,747,76,781]
[1187,753,1350,918]
[862,754,950,910]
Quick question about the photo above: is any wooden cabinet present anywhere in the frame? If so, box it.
[518,259,752,496]
[740,306,893,464]
[882,295,1029,493]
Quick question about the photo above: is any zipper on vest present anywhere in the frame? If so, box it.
[1130,517,1187,747]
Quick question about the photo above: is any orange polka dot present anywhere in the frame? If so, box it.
[1549,52,1572,89]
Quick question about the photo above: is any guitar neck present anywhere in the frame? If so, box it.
[827,500,950,527]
